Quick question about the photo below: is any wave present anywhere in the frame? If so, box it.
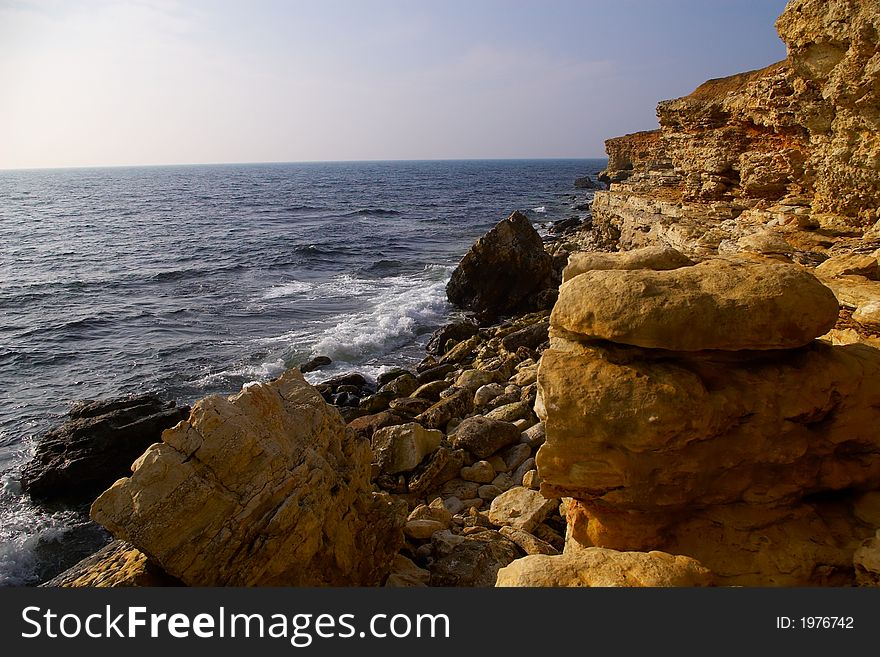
[531,206,546,213]
[192,358,287,389]
[341,208,402,217]
[261,281,315,300]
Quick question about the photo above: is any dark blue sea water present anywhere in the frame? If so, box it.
[0,158,605,585]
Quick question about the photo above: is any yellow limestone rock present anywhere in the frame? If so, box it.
[552,258,839,351]
[495,547,713,587]
[91,369,405,586]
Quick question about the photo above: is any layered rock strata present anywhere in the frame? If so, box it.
[532,251,880,586]
[592,0,880,264]
[90,369,406,586]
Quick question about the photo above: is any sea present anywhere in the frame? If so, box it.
[0,158,606,586]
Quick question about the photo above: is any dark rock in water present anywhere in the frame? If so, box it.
[426,321,480,356]
[332,392,361,408]
[320,372,370,391]
[446,211,555,323]
[359,391,396,413]
[377,367,413,389]
[299,356,332,373]
[548,216,582,235]
[574,203,591,211]
[574,175,601,190]
[21,393,190,503]
[501,320,550,352]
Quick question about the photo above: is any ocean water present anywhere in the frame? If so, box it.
[0,158,605,585]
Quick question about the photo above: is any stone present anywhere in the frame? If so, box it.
[378,373,419,398]
[407,498,453,527]
[384,554,430,587]
[90,369,406,586]
[416,363,457,385]
[815,255,880,280]
[500,443,532,472]
[488,487,556,532]
[552,258,839,351]
[404,519,446,540]
[512,457,536,486]
[21,393,190,502]
[455,368,498,391]
[371,422,443,475]
[574,175,601,189]
[411,380,449,401]
[388,396,434,417]
[500,321,550,352]
[521,422,546,448]
[299,356,332,374]
[426,321,480,356]
[478,485,503,501]
[733,231,793,256]
[461,460,496,484]
[487,455,507,473]
[440,479,481,501]
[536,339,880,509]
[358,391,396,413]
[854,531,880,587]
[446,211,556,322]
[416,388,474,430]
[438,335,482,365]
[853,302,880,332]
[474,383,505,407]
[562,246,694,282]
[346,410,404,442]
[495,548,714,587]
[320,372,370,390]
[407,448,467,496]
[522,469,541,490]
[491,473,513,491]
[443,497,465,515]
[511,364,538,388]
[485,401,533,423]
[450,416,521,459]
[40,540,180,588]
[429,530,522,586]
[376,368,412,388]
[498,526,560,556]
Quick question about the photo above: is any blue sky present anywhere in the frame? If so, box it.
[0,0,790,168]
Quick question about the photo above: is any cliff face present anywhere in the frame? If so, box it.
[594,0,880,254]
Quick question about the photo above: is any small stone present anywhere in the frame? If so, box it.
[456,369,498,391]
[487,456,507,472]
[512,458,536,486]
[474,383,505,407]
[404,519,446,540]
[451,416,522,459]
[384,554,431,587]
[371,422,443,475]
[501,443,532,472]
[520,422,545,448]
[299,356,332,374]
[359,391,396,413]
[377,368,412,388]
[416,363,457,385]
[411,380,449,402]
[478,484,503,501]
[416,388,474,430]
[463,526,491,536]
[440,479,480,500]
[388,397,434,416]
[461,460,496,483]
[407,447,466,496]
[379,373,419,397]
[485,401,532,423]
[511,364,538,387]
[499,526,560,556]
[522,469,541,490]
[407,500,452,528]
[491,473,513,491]
[459,497,483,510]
[443,497,465,515]
[488,486,556,532]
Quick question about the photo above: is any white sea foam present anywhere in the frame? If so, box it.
[532,206,546,213]
[193,357,287,388]
[261,281,315,300]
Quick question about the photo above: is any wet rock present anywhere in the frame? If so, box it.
[299,356,332,374]
[426,321,480,356]
[21,393,190,503]
[574,175,601,190]
[377,368,413,388]
[378,373,419,398]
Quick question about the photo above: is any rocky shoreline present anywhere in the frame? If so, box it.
[26,0,880,587]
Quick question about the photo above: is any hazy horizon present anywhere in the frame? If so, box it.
[2,0,789,170]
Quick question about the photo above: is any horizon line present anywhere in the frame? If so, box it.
[0,155,609,173]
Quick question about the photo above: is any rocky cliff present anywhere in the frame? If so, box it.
[594,0,880,258]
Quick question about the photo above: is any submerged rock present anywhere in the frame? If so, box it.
[21,393,190,503]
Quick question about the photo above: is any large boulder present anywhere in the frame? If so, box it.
[552,258,839,350]
[562,245,694,282]
[21,393,190,502]
[90,369,406,586]
[496,547,714,587]
[446,211,555,322]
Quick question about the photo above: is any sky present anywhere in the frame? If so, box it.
[0,0,790,169]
